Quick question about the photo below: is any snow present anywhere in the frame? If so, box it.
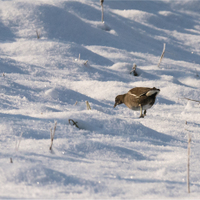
[0,0,200,199]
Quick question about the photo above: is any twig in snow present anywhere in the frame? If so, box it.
[11,132,23,163]
[3,73,5,77]
[49,121,57,151]
[84,60,88,66]
[186,122,191,193]
[36,30,40,39]
[74,101,78,106]
[157,43,166,68]
[15,132,23,151]
[75,54,81,61]
[100,0,104,22]
[130,63,138,76]
[86,101,91,110]
[183,97,200,104]
[100,0,104,7]
[195,68,199,78]
[68,119,80,129]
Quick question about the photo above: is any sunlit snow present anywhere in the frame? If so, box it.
[0,0,200,199]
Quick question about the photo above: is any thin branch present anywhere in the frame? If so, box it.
[157,43,166,68]
[195,68,199,77]
[183,97,200,103]
[185,121,191,193]
[11,132,23,163]
[86,101,91,110]
[130,63,138,76]
[187,133,191,193]
[101,0,104,22]
[49,121,57,150]
[15,132,23,151]
[84,60,88,66]
[36,30,40,39]
[68,119,80,129]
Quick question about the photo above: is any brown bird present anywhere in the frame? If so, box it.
[114,87,160,118]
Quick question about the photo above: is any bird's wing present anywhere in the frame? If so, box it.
[128,87,151,98]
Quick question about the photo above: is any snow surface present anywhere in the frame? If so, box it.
[0,0,200,199]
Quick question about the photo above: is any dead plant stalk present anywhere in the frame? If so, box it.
[49,121,57,150]
[157,43,166,68]
[187,133,191,193]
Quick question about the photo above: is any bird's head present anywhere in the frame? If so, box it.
[114,95,124,108]
[146,87,160,97]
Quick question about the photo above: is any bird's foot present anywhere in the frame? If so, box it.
[139,114,144,118]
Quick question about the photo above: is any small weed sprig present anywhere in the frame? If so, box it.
[130,63,138,76]
[157,43,166,68]
[49,121,57,151]
[86,101,91,110]
[69,119,79,129]
[100,0,104,22]
[10,132,23,163]
[183,97,200,104]
[36,30,40,39]
[195,69,199,78]
[84,60,88,66]
[185,121,191,193]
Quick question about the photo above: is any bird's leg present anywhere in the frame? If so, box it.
[144,110,147,116]
[139,104,144,118]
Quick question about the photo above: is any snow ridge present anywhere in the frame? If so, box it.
[0,0,200,198]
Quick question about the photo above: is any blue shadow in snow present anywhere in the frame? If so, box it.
[16,166,105,193]
[45,87,110,108]
[128,124,181,146]
[69,116,181,147]
[69,45,114,66]
[0,22,15,42]
[156,97,176,105]
[112,176,185,185]
[72,140,147,161]
[0,80,42,105]
[0,58,27,74]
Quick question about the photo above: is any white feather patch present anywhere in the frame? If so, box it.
[146,89,160,96]
[128,91,140,98]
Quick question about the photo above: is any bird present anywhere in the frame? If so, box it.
[114,87,160,118]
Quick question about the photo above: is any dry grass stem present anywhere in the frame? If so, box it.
[36,30,40,39]
[195,69,199,77]
[12,132,23,163]
[157,43,166,68]
[15,132,23,151]
[84,60,88,66]
[187,133,191,193]
[185,121,191,193]
[101,0,104,22]
[130,63,138,76]
[49,121,57,150]
[86,101,91,110]
[68,119,80,129]
[183,97,200,104]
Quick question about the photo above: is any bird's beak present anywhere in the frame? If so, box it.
[113,102,117,108]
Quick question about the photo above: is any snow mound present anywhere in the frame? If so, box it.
[0,0,200,199]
